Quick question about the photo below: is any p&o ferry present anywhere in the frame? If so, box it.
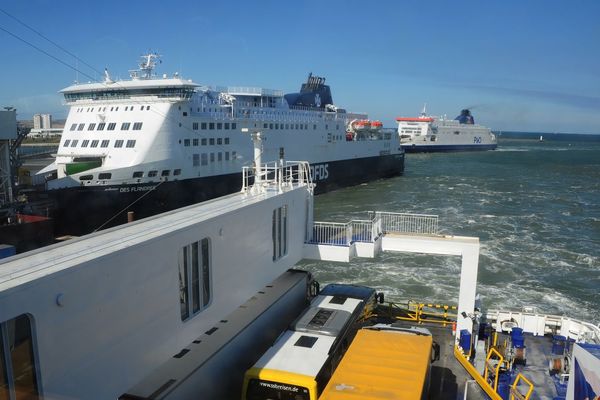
[397,106,497,152]
[39,54,403,235]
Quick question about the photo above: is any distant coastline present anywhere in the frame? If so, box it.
[496,131,600,142]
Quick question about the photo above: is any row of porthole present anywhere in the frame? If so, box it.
[79,169,183,181]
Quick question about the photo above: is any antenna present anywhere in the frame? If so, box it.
[420,103,427,117]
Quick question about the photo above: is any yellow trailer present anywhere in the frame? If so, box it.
[318,325,433,400]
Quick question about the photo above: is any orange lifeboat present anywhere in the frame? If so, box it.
[352,119,371,131]
[370,120,383,131]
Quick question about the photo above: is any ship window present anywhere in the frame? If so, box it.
[132,171,143,178]
[263,123,268,129]
[133,122,143,130]
[97,122,106,131]
[107,123,116,131]
[217,138,222,145]
[183,112,188,117]
[269,123,273,129]
[217,123,222,129]
[114,140,124,148]
[125,106,128,111]
[126,140,136,148]
[82,140,89,147]
[70,123,77,131]
[193,138,199,146]
[86,123,95,131]
[209,138,215,145]
[224,137,230,145]
[201,153,208,166]
[98,173,111,180]
[272,205,288,261]
[201,138,207,146]
[71,140,78,147]
[193,154,200,166]
[275,123,279,129]
[179,238,211,321]
[325,124,328,130]
[295,124,299,130]
[210,153,215,163]
[148,170,158,177]
[225,152,229,161]
[174,169,181,176]
[0,314,41,400]
[121,122,131,130]
[90,140,99,148]
[232,151,237,159]
[209,123,215,130]
[101,140,109,148]
[140,105,144,111]
[80,174,93,180]
[77,123,85,131]
[193,122,198,130]
[217,152,222,161]
[161,170,170,177]
[146,106,150,110]
[201,122,207,130]
[184,139,190,147]
[313,124,316,130]
[63,139,71,147]
[305,124,308,130]
[224,122,230,129]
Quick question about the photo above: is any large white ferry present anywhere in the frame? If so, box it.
[1,160,598,400]
[397,106,497,152]
[39,54,403,235]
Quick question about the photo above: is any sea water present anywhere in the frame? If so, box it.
[300,138,600,324]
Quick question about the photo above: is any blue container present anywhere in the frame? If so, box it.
[552,335,567,355]
[511,327,525,349]
[459,329,471,353]
[497,371,512,400]
[0,244,16,259]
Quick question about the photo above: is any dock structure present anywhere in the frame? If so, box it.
[304,211,480,339]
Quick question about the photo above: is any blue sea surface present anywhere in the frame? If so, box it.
[300,137,600,324]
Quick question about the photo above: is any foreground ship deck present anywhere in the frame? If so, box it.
[1,160,598,399]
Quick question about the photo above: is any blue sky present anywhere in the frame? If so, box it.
[1,0,599,134]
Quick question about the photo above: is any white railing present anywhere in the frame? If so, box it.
[310,222,350,246]
[371,211,439,235]
[241,161,313,194]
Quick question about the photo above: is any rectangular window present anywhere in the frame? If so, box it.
[101,140,110,148]
[121,122,131,130]
[77,123,85,131]
[209,138,215,145]
[232,123,236,129]
[193,122,199,130]
[126,140,136,148]
[210,153,215,163]
[132,171,143,178]
[217,123,222,130]
[217,152,222,161]
[161,170,170,177]
[98,172,112,180]
[201,122,207,130]
[217,138,222,145]
[232,151,237,159]
[0,314,40,399]
[88,123,96,131]
[209,123,215,130]
[132,122,143,130]
[201,153,208,166]
[193,138,199,146]
[179,238,211,321]
[174,169,181,176]
[272,205,288,261]
[63,139,71,147]
[90,140,99,148]
[97,122,106,131]
[193,154,200,166]
[201,138,207,146]
[184,139,190,147]
[71,140,78,147]
[114,140,124,148]
[107,122,116,131]
[224,137,230,145]
[225,152,230,161]
[82,140,89,147]
[70,123,77,131]
[148,170,158,177]
[224,123,230,129]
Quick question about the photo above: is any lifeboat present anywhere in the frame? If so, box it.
[370,120,383,131]
[351,119,371,131]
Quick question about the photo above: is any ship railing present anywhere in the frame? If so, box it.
[241,161,313,194]
[310,222,351,246]
[369,211,439,235]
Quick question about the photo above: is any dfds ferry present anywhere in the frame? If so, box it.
[39,53,404,235]
[242,284,376,400]
[397,106,497,152]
